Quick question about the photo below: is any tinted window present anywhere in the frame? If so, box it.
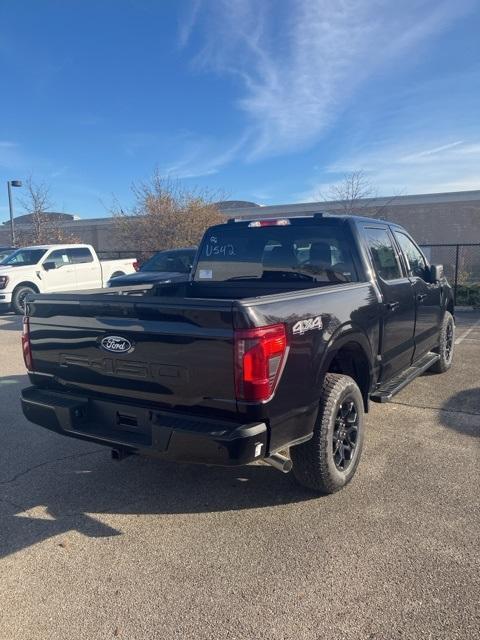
[394,232,428,279]
[48,249,71,268]
[365,228,402,281]
[68,247,94,264]
[142,249,195,274]
[195,224,359,283]
[1,248,47,266]
[0,250,14,263]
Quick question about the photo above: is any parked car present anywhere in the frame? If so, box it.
[0,244,137,314]
[20,214,454,494]
[107,247,197,287]
[0,246,15,263]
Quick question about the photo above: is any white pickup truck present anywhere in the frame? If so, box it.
[0,244,137,314]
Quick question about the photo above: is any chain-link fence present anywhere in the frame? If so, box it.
[420,244,480,307]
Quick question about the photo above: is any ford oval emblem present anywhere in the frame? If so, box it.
[100,335,134,354]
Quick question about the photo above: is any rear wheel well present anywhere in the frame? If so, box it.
[110,271,125,279]
[327,342,371,412]
[447,299,454,317]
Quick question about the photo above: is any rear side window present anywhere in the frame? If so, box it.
[364,228,402,281]
[195,223,359,283]
[393,232,428,279]
[68,247,94,264]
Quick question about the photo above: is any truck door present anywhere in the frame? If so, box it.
[40,249,76,292]
[363,226,416,381]
[68,247,101,290]
[393,230,442,359]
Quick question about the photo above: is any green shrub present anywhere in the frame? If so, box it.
[456,284,480,307]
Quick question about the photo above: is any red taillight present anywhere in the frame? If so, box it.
[22,317,33,371]
[234,324,288,402]
[133,260,140,272]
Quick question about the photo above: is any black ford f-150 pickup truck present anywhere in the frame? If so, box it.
[20,214,455,494]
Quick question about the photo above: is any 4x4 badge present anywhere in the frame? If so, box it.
[292,316,323,335]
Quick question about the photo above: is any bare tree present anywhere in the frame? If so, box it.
[111,170,224,256]
[318,170,401,217]
[16,177,79,245]
[321,170,377,215]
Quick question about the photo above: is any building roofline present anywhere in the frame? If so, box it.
[5,188,478,229]
[221,189,480,217]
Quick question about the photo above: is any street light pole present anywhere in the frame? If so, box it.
[7,180,22,246]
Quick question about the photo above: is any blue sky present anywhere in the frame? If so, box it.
[0,0,479,220]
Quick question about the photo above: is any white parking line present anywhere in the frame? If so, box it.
[455,319,480,345]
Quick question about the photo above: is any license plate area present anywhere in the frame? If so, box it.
[72,399,153,447]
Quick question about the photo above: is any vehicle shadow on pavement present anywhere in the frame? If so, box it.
[0,313,22,331]
[0,455,316,559]
[440,388,480,438]
[0,378,316,559]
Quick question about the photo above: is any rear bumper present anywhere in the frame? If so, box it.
[21,387,267,466]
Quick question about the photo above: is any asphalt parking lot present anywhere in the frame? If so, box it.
[0,311,479,640]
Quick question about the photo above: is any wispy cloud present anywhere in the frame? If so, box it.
[118,128,246,178]
[300,138,480,201]
[185,0,475,160]
[400,141,464,162]
[179,0,473,164]
[0,140,66,178]
[178,0,202,48]
[162,133,248,179]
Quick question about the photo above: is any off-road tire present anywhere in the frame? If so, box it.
[430,311,455,373]
[291,373,364,494]
[12,285,36,315]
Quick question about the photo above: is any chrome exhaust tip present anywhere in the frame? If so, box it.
[264,453,292,474]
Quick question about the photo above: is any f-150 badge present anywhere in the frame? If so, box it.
[292,316,323,335]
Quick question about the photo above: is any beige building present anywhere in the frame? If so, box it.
[1,189,480,252]
[221,189,480,246]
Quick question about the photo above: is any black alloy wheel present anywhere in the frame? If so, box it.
[333,399,359,471]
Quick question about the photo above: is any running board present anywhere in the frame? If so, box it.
[370,352,440,403]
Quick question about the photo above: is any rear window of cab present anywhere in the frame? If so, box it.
[195,223,360,284]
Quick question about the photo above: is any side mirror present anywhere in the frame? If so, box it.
[43,261,57,271]
[430,264,444,283]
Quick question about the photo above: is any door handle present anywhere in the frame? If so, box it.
[417,293,427,302]
[386,301,400,311]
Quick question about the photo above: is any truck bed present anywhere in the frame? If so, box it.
[25,279,375,417]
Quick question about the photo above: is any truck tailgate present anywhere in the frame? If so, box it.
[27,295,236,412]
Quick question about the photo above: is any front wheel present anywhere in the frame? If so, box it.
[12,285,36,315]
[430,311,455,373]
[291,373,365,494]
